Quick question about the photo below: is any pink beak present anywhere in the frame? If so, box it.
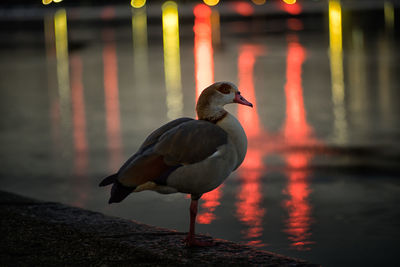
[234,92,253,107]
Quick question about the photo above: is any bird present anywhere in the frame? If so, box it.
[99,81,253,246]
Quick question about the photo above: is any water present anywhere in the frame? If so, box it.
[1,2,399,266]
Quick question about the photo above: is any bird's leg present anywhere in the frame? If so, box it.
[184,197,214,247]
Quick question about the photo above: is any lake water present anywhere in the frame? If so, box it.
[1,2,399,266]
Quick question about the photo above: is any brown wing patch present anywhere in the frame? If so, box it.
[118,154,170,187]
[217,83,232,94]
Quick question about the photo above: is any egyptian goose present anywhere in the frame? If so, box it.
[99,82,252,246]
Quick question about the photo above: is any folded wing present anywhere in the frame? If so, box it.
[116,119,228,188]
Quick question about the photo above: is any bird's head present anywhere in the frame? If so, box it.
[196,82,253,120]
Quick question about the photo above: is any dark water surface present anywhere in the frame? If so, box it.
[1,2,399,266]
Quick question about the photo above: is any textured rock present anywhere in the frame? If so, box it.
[0,191,318,266]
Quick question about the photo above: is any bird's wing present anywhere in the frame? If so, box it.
[118,119,228,187]
[116,117,193,173]
[154,120,228,165]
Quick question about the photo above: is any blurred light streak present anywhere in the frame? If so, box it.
[101,6,116,20]
[329,0,347,143]
[384,1,395,30]
[211,10,221,46]
[193,4,214,98]
[162,1,183,119]
[282,37,315,250]
[236,152,265,243]
[132,6,149,84]
[44,15,61,153]
[236,44,266,246]
[283,167,313,250]
[283,39,310,140]
[279,1,302,15]
[237,45,264,138]
[70,55,88,178]
[203,0,219,6]
[193,3,220,224]
[349,29,366,111]
[131,0,146,8]
[252,0,266,5]
[54,9,72,136]
[287,18,303,31]
[103,29,123,171]
[231,2,254,16]
[43,0,52,5]
[53,0,63,2]
[70,54,89,207]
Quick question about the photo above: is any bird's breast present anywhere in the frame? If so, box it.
[216,113,247,170]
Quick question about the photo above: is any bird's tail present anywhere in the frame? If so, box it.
[109,181,135,204]
[99,173,135,204]
[99,173,118,187]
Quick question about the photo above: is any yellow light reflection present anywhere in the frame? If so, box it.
[132,6,148,83]
[384,1,394,30]
[43,0,52,5]
[162,1,183,119]
[283,0,297,4]
[211,10,221,46]
[131,0,146,8]
[54,9,71,131]
[349,29,367,115]
[203,0,219,6]
[53,0,63,3]
[329,0,347,143]
[45,14,62,153]
[252,0,266,5]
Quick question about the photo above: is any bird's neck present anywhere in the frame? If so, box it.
[196,104,228,124]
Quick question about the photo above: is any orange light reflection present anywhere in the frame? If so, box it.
[193,4,221,224]
[71,55,88,178]
[283,39,311,140]
[103,29,123,172]
[70,54,89,207]
[282,36,316,250]
[236,45,266,246]
[194,4,214,98]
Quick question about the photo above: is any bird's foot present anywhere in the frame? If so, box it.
[184,235,214,247]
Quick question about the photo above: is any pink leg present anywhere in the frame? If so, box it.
[184,198,214,247]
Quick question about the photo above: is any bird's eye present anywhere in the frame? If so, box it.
[217,83,231,94]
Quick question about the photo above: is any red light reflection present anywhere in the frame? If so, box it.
[236,44,267,246]
[283,38,310,140]
[71,55,88,177]
[287,18,304,31]
[70,54,89,207]
[193,4,221,224]
[230,2,254,16]
[282,36,316,250]
[194,4,214,98]
[103,29,123,172]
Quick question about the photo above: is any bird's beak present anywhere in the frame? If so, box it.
[234,92,253,107]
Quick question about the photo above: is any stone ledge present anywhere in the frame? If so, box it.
[0,190,318,266]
